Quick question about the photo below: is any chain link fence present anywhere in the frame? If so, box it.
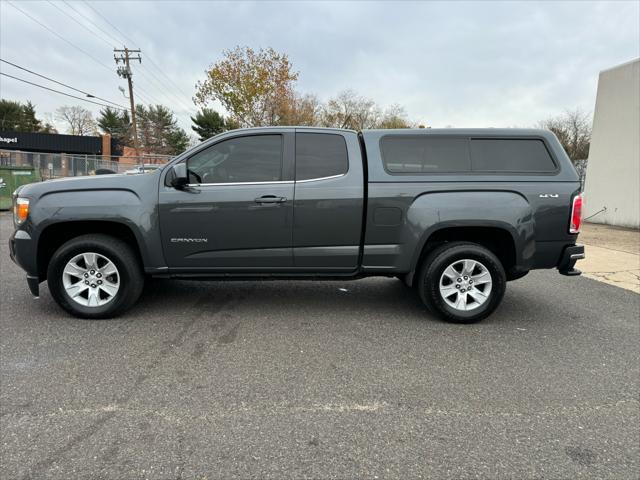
[574,159,588,190]
[0,149,173,180]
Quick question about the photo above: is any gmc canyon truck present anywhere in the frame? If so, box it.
[9,127,585,322]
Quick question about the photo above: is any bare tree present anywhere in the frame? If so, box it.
[55,106,97,136]
[538,108,592,163]
[377,104,412,129]
[320,90,381,130]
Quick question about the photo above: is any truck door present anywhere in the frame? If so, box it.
[292,130,364,270]
[159,131,295,269]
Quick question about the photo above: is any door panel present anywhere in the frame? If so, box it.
[292,131,364,269]
[159,132,295,269]
[159,182,294,268]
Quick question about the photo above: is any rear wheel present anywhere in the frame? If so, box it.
[47,234,144,319]
[418,242,506,323]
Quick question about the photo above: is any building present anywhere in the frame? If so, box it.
[0,130,112,157]
[583,59,640,228]
[0,130,115,178]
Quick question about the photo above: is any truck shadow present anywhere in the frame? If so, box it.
[129,276,553,327]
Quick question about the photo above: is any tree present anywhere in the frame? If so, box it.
[376,104,412,129]
[194,46,299,127]
[55,105,97,136]
[136,104,189,155]
[191,108,227,141]
[280,93,321,126]
[0,99,55,132]
[538,108,591,162]
[97,107,130,138]
[320,90,381,130]
[166,128,190,155]
[97,107,131,153]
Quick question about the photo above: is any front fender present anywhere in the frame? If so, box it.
[28,188,162,269]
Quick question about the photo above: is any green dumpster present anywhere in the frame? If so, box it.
[0,166,41,210]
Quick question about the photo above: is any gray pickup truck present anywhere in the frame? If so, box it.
[9,127,584,322]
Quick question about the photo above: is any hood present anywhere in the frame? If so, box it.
[15,170,162,200]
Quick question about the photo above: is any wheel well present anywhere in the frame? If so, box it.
[37,221,143,280]
[415,226,517,278]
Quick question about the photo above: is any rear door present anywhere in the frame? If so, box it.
[292,130,364,270]
[159,131,295,269]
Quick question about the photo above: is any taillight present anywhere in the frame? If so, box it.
[569,194,583,234]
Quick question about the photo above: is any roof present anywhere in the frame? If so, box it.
[364,128,552,136]
[223,127,552,136]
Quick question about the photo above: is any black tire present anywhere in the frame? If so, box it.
[417,242,506,323]
[47,234,144,319]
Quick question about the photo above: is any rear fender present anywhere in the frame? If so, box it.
[406,190,535,273]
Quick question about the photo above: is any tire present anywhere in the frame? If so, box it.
[47,234,144,319]
[417,242,506,323]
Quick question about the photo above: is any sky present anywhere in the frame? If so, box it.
[0,0,639,135]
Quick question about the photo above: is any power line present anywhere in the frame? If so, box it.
[142,56,195,105]
[9,1,167,108]
[48,0,188,109]
[136,64,194,111]
[0,58,128,110]
[0,72,128,112]
[82,0,138,47]
[6,0,113,74]
[46,0,116,48]
[61,0,124,47]
[81,1,195,106]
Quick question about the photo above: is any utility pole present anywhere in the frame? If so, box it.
[114,47,142,152]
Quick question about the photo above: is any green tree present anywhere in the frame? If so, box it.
[194,46,299,127]
[97,107,130,137]
[0,99,54,132]
[136,104,189,155]
[97,107,131,152]
[167,128,190,154]
[191,108,227,141]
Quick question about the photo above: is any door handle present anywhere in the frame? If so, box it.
[255,195,287,204]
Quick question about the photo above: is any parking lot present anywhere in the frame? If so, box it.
[0,211,638,479]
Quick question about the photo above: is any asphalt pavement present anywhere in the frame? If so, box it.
[1,212,638,479]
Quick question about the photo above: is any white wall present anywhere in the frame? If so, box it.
[583,59,640,228]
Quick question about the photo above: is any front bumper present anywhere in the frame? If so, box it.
[558,244,585,276]
[9,228,40,297]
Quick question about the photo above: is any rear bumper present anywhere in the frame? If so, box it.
[558,244,585,276]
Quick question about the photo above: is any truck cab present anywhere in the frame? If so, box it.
[159,128,364,272]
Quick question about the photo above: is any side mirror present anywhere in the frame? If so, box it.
[170,163,189,190]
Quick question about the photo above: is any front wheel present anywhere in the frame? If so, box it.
[418,242,506,323]
[47,234,144,319]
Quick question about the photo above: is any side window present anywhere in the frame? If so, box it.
[380,136,470,173]
[187,135,283,184]
[470,139,556,172]
[295,133,348,181]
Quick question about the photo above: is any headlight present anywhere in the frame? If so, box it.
[13,197,29,225]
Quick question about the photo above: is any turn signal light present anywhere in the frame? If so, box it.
[13,198,29,225]
[569,194,583,234]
